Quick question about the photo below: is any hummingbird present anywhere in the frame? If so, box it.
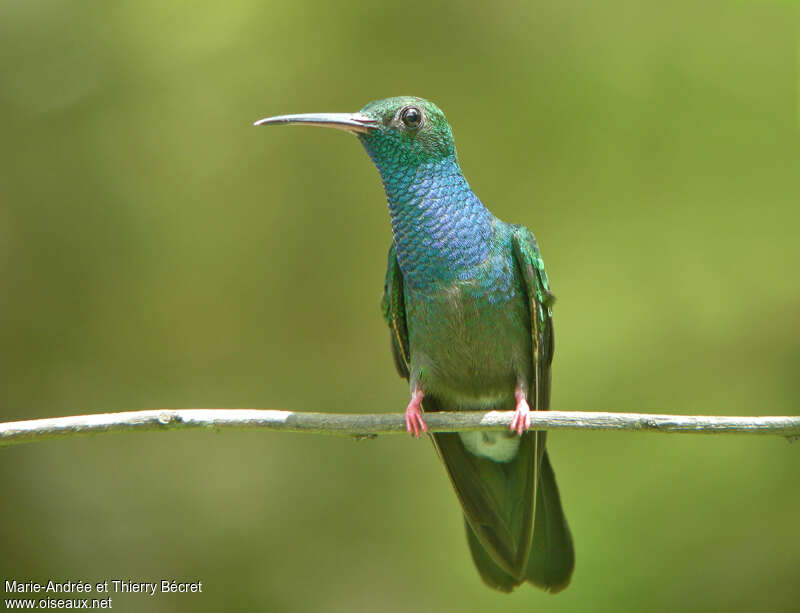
[255,96,574,593]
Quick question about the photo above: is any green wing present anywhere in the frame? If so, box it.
[510,225,555,413]
[381,243,410,379]
[511,226,574,592]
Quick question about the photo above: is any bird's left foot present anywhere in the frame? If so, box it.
[405,388,427,438]
[509,388,531,436]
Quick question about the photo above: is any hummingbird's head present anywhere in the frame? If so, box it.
[355,96,456,169]
[254,96,457,174]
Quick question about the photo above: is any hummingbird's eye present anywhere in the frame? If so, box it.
[400,106,422,130]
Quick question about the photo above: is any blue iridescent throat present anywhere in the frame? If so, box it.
[363,153,494,290]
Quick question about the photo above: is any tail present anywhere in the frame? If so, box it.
[465,449,574,593]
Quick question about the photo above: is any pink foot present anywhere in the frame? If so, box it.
[405,389,428,438]
[509,388,531,436]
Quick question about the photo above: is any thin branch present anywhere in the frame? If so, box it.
[1,409,799,448]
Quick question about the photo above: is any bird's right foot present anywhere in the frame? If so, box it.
[509,387,531,436]
[405,389,427,438]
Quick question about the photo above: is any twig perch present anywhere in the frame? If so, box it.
[1,409,798,448]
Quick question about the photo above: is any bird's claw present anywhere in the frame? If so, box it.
[405,389,427,438]
[510,390,531,436]
[405,411,427,438]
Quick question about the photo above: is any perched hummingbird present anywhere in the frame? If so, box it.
[255,97,574,593]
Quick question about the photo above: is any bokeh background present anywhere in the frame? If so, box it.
[2,1,799,611]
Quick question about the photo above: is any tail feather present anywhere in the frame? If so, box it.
[464,518,520,592]
[526,450,574,592]
[463,449,574,593]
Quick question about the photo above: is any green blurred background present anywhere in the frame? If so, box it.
[1,0,799,611]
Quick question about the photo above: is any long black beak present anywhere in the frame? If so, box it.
[253,112,378,134]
